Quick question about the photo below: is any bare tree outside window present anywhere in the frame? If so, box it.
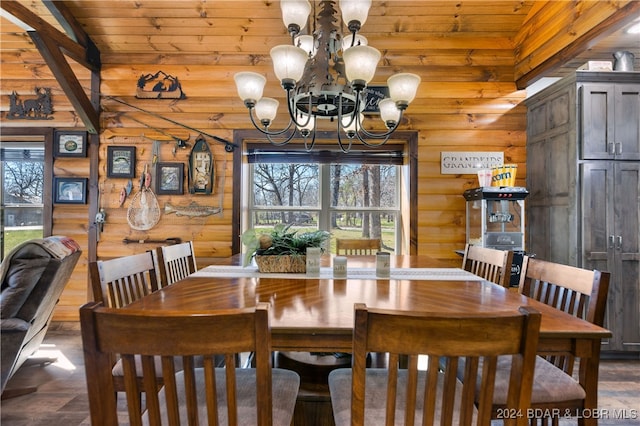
[4,160,44,204]
[1,146,45,258]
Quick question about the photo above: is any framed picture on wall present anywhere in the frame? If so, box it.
[54,131,87,157]
[156,162,184,195]
[54,177,87,204]
[107,146,136,178]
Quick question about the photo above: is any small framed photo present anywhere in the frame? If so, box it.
[54,177,87,204]
[107,146,136,178]
[54,131,87,157]
[156,162,184,195]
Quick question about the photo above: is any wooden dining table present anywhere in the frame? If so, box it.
[125,254,611,425]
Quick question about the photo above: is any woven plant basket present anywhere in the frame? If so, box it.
[255,255,306,273]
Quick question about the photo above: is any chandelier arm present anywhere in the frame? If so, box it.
[354,130,393,147]
[265,128,299,146]
[357,109,405,139]
[247,108,295,136]
[337,94,357,130]
[336,127,355,153]
[349,28,357,48]
[303,120,318,151]
[287,89,313,128]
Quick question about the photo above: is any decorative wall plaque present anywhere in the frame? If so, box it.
[188,136,214,195]
[54,131,87,157]
[136,71,186,99]
[6,88,53,120]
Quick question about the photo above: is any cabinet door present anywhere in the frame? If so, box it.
[581,84,614,160]
[614,84,640,160]
[614,162,640,350]
[581,162,613,270]
[583,162,640,352]
[581,162,616,349]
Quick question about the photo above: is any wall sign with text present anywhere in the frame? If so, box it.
[363,86,390,114]
[440,152,504,174]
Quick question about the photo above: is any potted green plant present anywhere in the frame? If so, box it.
[242,224,330,272]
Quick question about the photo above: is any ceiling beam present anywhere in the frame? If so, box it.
[43,0,100,68]
[516,1,640,89]
[0,0,100,133]
[29,31,100,134]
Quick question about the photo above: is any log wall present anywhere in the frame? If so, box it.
[0,0,631,320]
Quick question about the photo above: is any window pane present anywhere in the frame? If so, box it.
[253,163,319,207]
[1,146,45,258]
[331,164,397,208]
[330,211,396,253]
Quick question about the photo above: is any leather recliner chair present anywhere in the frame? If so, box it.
[0,236,81,396]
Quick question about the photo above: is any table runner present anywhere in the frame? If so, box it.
[192,265,485,281]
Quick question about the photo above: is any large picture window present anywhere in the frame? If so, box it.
[245,145,404,254]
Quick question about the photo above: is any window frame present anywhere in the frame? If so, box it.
[232,130,418,256]
[0,128,53,258]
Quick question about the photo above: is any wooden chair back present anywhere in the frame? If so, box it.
[518,256,610,373]
[89,252,159,308]
[329,304,541,426]
[155,241,197,287]
[80,301,299,426]
[462,244,514,287]
[336,238,381,255]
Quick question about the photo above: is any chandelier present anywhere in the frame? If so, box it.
[234,0,421,152]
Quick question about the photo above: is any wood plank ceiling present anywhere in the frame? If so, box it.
[2,0,638,137]
[3,1,639,79]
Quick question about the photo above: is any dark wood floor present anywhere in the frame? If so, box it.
[1,323,639,426]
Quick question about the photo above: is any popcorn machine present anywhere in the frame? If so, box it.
[463,186,529,251]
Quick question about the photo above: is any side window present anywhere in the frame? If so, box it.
[1,143,45,258]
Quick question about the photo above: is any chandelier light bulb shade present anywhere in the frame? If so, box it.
[342,34,367,50]
[342,113,364,133]
[234,71,267,105]
[296,34,317,57]
[339,0,372,28]
[255,97,280,123]
[297,113,315,133]
[388,73,422,106]
[270,45,309,84]
[281,0,311,32]
[343,45,381,85]
[378,98,401,124]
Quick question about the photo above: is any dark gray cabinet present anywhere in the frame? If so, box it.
[526,71,640,353]
[582,83,640,160]
[581,162,640,351]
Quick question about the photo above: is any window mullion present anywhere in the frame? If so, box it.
[319,164,331,234]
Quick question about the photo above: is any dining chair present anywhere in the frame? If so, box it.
[80,301,300,426]
[89,251,159,308]
[488,256,611,425]
[89,251,164,399]
[328,303,541,426]
[461,243,514,287]
[155,241,197,287]
[336,238,381,255]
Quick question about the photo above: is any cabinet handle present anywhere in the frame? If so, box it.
[615,142,622,155]
[609,235,615,249]
[608,142,615,155]
[616,236,623,250]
